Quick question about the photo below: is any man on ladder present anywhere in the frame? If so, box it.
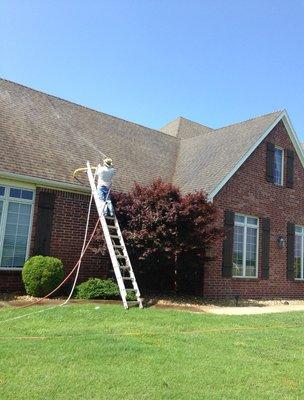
[73,157,115,216]
[73,157,143,309]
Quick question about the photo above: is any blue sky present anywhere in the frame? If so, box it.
[1,0,304,140]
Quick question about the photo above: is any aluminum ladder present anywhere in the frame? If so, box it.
[86,161,143,309]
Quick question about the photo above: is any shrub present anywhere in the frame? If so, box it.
[75,278,119,299]
[22,255,64,297]
[75,278,137,301]
[90,179,221,293]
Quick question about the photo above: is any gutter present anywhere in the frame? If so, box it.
[0,170,90,194]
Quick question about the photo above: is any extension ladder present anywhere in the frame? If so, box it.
[86,161,143,309]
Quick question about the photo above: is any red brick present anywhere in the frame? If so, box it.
[204,121,304,298]
[0,189,108,292]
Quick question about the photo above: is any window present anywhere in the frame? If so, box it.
[10,188,34,200]
[274,147,284,186]
[295,226,304,280]
[0,184,34,269]
[232,214,259,278]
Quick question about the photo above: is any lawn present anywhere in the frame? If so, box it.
[1,304,304,399]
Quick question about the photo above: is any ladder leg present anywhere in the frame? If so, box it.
[86,161,143,309]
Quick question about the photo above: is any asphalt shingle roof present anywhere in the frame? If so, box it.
[0,79,178,192]
[0,79,284,196]
[172,111,283,194]
[160,117,213,139]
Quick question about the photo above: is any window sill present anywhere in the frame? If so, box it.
[232,276,258,280]
[0,268,23,272]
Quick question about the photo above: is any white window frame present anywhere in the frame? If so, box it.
[233,213,259,279]
[274,146,284,186]
[295,225,304,281]
[0,182,35,271]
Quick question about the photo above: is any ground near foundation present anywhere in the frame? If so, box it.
[2,293,304,315]
[1,303,304,399]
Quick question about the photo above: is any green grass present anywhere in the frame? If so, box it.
[1,305,304,399]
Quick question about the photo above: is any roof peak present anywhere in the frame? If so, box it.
[215,110,284,131]
[161,111,285,141]
[160,116,213,139]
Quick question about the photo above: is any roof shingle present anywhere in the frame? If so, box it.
[0,79,286,196]
[0,79,178,192]
[173,111,283,194]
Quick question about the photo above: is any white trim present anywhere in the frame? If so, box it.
[0,178,35,190]
[0,197,6,268]
[26,191,36,262]
[0,183,35,270]
[232,213,259,279]
[0,186,10,266]
[295,225,304,280]
[233,276,259,280]
[274,146,284,186]
[0,171,90,194]
[208,110,304,201]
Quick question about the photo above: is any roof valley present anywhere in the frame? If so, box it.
[0,78,288,196]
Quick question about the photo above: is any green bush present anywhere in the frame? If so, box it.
[75,278,137,301]
[22,255,64,297]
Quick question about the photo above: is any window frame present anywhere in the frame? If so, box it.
[295,225,304,281]
[0,183,35,271]
[274,146,284,186]
[232,213,259,279]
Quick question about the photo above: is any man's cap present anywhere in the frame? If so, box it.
[104,157,113,167]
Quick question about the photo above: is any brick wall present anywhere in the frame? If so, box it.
[204,121,304,298]
[0,270,25,292]
[2,120,303,299]
[0,188,108,292]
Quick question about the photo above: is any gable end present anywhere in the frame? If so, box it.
[208,111,304,201]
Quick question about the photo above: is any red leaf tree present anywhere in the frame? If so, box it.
[90,179,221,293]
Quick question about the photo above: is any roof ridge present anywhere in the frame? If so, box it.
[175,117,183,137]
[0,77,178,140]
[214,110,284,131]
[178,116,214,130]
[178,110,284,143]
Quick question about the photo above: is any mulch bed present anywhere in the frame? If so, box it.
[1,293,304,311]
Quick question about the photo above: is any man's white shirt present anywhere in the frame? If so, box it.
[96,164,115,188]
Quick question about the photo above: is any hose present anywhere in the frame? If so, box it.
[14,218,99,310]
[0,165,101,323]
[17,168,98,309]
[60,192,94,306]
[0,217,100,324]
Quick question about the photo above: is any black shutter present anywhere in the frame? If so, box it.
[286,149,295,188]
[266,142,275,183]
[34,192,56,255]
[261,218,270,279]
[222,210,235,278]
[287,222,295,280]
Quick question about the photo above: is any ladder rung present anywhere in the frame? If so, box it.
[86,165,142,311]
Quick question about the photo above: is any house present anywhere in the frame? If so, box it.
[0,78,304,298]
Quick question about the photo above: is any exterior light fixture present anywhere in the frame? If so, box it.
[277,236,286,248]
